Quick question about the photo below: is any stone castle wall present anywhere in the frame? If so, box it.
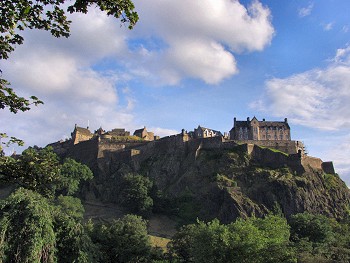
[230,139,304,155]
[49,131,334,177]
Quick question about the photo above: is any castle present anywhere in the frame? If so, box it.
[230,117,290,141]
[66,117,303,155]
[71,124,157,145]
[48,117,334,175]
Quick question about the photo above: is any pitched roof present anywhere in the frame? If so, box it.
[197,126,223,135]
[233,119,290,129]
[134,127,146,134]
[75,127,92,136]
[258,121,289,127]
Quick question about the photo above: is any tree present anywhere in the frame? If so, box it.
[289,212,337,261]
[54,196,97,263]
[1,0,138,60]
[0,147,61,197]
[0,146,93,198]
[89,214,152,262]
[0,188,57,263]
[58,158,93,196]
[119,173,153,216]
[168,215,296,263]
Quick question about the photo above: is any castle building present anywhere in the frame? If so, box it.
[230,117,291,141]
[107,128,130,137]
[191,125,223,139]
[71,124,93,144]
[133,126,155,141]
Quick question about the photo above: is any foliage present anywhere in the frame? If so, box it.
[215,173,237,187]
[55,195,85,220]
[58,158,93,196]
[0,147,61,197]
[0,0,138,61]
[0,79,43,113]
[0,0,138,129]
[0,188,57,263]
[149,235,171,253]
[167,224,197,262]
[89,214,152,263]
[54,204,96,263]
[290,212,335,244]
[119,173,153,216]
[0,147,93,198]
[258,145,289,156]
[168,214,296,263]
[111,135,145,142]
[323,173,341,190]
[289,212,341,261]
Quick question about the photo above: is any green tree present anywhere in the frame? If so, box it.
[0,188,57,263]
[168,215,296,263]
[289,212,338,261]
[0,147,93,198]
[54,198,97,263]
[0,147,60,197]
[58,158,93,196]
[89,214,152,263]
[119,173,153,216]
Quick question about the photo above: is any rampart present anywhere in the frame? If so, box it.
[49,132,335,177]
[229,139,304,155]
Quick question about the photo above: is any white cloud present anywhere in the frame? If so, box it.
[1,1,275,152]
[251,46,350,183]
[298,3,314,17]
[323,22,334,31]
[129,0,274,84]
[252,46,350,131]
[327,135,350,180]
[149,127,179,138]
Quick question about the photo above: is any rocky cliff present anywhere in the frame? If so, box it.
[54,136,350,223]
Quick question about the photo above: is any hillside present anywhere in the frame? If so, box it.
[52,135,350,225]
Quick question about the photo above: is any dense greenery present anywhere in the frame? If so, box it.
[1,147,350,262]
[0,147,93,197]
[168,214,295,263]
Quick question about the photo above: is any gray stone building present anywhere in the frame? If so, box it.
[230,117,291,141]
[192,125,223,138]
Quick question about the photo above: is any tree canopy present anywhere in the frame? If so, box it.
[0,0,138,143]
[0,146,93,198]
[0,0,138,60]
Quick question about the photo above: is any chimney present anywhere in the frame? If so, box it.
[263,118,265,121]
[247,117,250,122]
[234,117,236,126]
[284,118,288,123]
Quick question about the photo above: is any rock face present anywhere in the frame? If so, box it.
[53,136,350,223]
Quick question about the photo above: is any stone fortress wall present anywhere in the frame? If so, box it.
[48,119,335,176]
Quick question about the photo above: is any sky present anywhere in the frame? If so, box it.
[1,0,350,184]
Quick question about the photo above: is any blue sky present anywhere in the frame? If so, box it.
[2,0,350,184]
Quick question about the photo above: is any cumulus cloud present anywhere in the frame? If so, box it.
[1,9,136,151]
[250,45,350,183]
[1,0,275,151]
[251,46,350,130]
[327,135,350,179]
[298,3,314,17]
[129,0,274,84]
